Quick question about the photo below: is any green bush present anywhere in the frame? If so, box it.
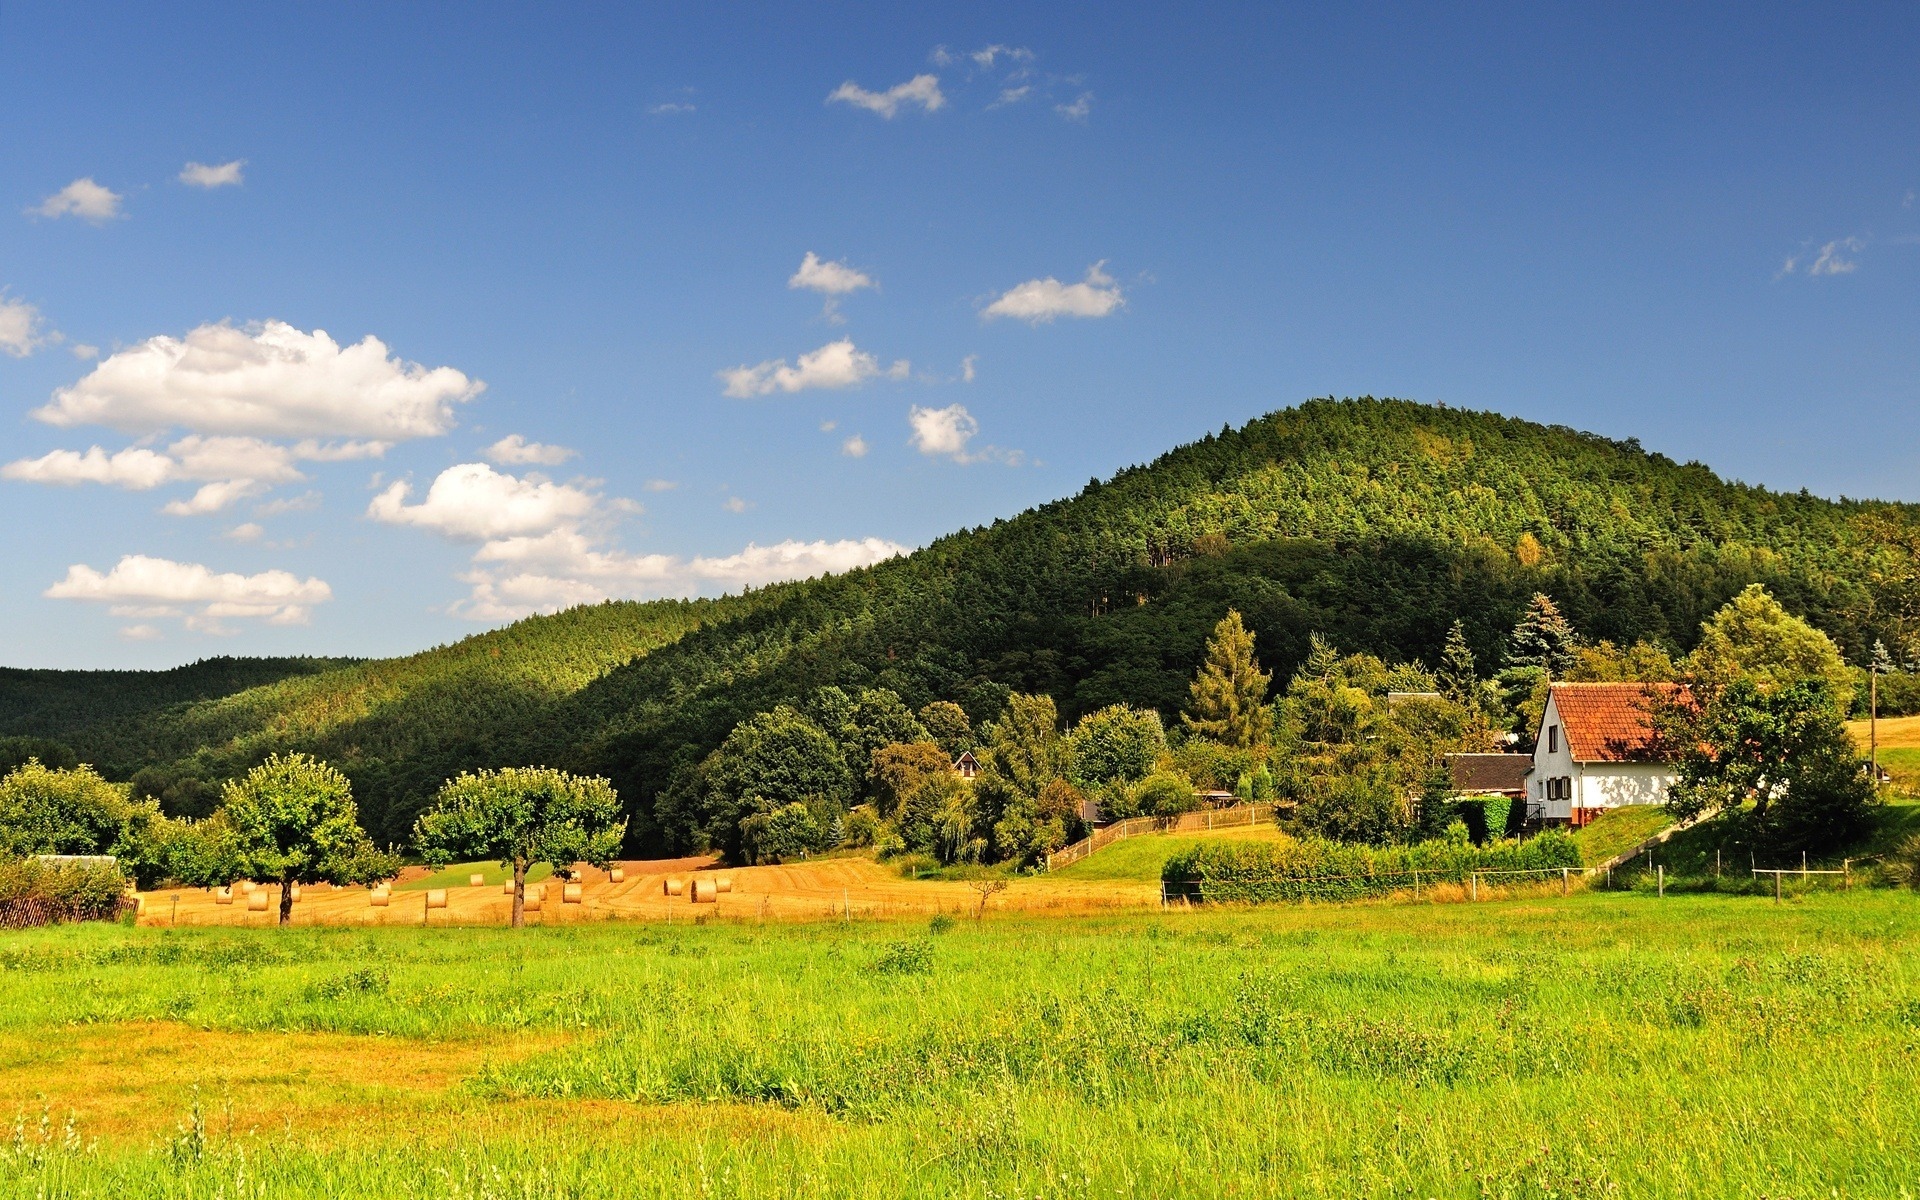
[0,857,130,921]
[1163,831,1582,904]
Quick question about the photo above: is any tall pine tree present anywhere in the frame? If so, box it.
[1183,609,1273,748]
[1508,593,1578,677]
[1437,619,1479,705]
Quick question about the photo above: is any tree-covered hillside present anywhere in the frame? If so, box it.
[9,398,1919,847]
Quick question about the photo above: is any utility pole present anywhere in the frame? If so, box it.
[1871,640,1892,795]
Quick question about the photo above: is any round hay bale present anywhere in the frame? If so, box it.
[664,877,685,896]
[426,889,449,909]
[609,867,626,883]
[690,879,717,904]
[714,876,734,893]
[246,891,269,913]
[290,885,302,902]
[469,873,486,887]
[523,891,543,913]
[241,881,258,894]
[502,880,517,895]
[215,887,234,905]
[563,883,583,904]
[369,889,390,908]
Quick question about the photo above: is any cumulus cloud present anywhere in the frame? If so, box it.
[485,434,576,466]
[454,534,908,621]
[3,435,374,514]
[909,403,1024,466]
[34,320,482,439]
[32,178,123,222]
[119,623,163,641]
[226,522,265,542]
[643,479,679,492]
[367,462,600,541]
[982,261,1124,323]
[971,45,1033,69]
[0,296,49,357]
[961,353,979,383]
[69,343,99,360]
[47,554,330,628]
[720,339,908,398]
[1055,92,1094,121]
[722,496,752,513]
[827,74,945,118]
[841,434,869,458]
[179,160,245,188]
[789,252,875,296]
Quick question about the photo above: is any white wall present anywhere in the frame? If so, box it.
[1580,763,1672,808]
[1530,691,1578,819]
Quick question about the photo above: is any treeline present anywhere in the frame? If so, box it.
[9,398,1920,849]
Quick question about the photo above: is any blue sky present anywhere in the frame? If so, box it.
[2,2,1916,668]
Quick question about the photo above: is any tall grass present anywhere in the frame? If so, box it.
[2,892,1918,1197]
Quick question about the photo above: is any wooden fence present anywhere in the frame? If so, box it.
[1046,803,1277,872]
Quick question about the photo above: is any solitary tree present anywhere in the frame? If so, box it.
[414,766,623,927]
[1183,610,1273,748]
[221,753,398,925]
[1687,584,1852,705]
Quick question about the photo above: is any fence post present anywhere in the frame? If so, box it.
[1844,859,1851,891]
[1802,851,1808,880]
[1470,873,1478,902]
[1774,871,1782,904]
[1716,849,1721,879]
[1561,867,1569,897]
[1657,865,1664,898]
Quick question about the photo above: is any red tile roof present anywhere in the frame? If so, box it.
[1549,682,1688,762]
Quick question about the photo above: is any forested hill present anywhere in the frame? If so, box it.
[10,398,1918,847]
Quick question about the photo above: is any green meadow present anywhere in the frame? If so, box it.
[3,888,1918,1198]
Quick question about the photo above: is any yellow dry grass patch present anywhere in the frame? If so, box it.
[140,855,1160,929]
[1849,714,1920,749]
[0,1022,576,1144]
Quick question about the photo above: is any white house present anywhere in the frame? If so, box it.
[1530,682,1685,827]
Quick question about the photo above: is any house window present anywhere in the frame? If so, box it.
[1547,725,1558,754]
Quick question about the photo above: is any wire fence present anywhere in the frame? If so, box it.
[0,894,136,930]
[1046,804,1278,871]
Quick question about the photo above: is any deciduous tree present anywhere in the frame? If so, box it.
[223,753,398,925]
[414,766,623,927]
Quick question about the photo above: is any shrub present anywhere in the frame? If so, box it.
[928,913,955,934]
[1886,835,1920,891]
[1133,772,1197,817]
[873,940,934,976]
[1164,831,1582,904]
[0,858,130,923]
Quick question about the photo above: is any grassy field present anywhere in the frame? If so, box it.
[4,889,1919,1198]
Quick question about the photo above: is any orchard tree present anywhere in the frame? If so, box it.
[415,766,623,928]
[0,759,151,858]
[222,753,399,925]
[1183,609,1273,748]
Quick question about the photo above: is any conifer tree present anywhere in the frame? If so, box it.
[1437,620,1479,705]
[1508,593,1578,677]
[1183,610,1273,748]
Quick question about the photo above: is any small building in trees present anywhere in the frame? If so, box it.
[1529,682,1683,827]
[1446,754,1530,799]
[952,751,979,780]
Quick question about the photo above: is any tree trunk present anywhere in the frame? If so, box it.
[279,878,294,926]
[511,859,526,928]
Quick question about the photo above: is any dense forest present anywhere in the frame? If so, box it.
[7,398,1919,849]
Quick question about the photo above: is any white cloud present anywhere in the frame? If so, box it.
[720,339,908,397]
[35,320,482,439]
[119,623,163,641]
[972,45,1033,69]
[722,496,752,513]
[485,434,576,466]
[0,296,49,357]
[70,343,99,360]
[162,479,269,516]
[908,403,1024,466]
[643,479,678,492]
[2,435,362,515]
[841,434,869,458]
[994,86,1033,107]
[255,491,321,516]
[47,554,330,628]
[1055,92,1093,121]
[179,160,245,188]
[454,534,907,621]
[226,522,265,542]
[789,252,875,296]
[367,462,600,541]
[961,353,979,383]
[648,102,695,115]
[32,178,123,223]
[827,74,945,119]
[1808,238,1862,276]
[982,261,1124,323]
[909,403,979,458]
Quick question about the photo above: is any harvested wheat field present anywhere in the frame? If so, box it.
[135,853,1164,928]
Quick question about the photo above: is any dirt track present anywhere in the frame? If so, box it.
[136,855,1160,928]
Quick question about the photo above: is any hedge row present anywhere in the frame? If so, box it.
[1163,832,1582,904]
[0,858,131,926]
